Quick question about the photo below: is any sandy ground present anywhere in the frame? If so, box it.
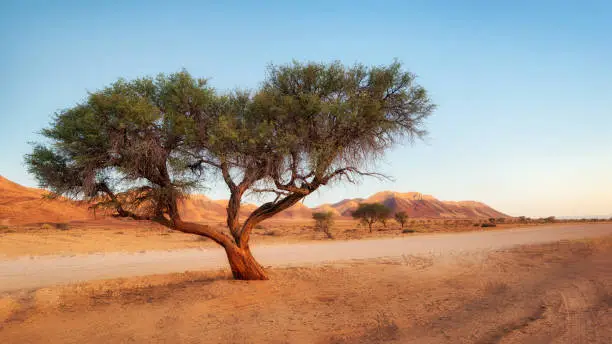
[0,217,578,258]
[1,224,612,293]
[1,235,611,343]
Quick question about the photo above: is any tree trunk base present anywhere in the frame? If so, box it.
[225,246,268,280]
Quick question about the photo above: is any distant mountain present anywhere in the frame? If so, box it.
[0,176,509,225]
[314,191,508,219]
[557,215,612,220]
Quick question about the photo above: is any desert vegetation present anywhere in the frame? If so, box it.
[394,211,409,228]
[25,60,434,280]
[312,211,334,239]
[351,203,392,232]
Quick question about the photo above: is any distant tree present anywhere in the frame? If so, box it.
[544,216,556,223]
[394,211,409,228]
[25,61,434,280]
[312,211,334,239]
[518,216,527,223]
[352,203,392,232]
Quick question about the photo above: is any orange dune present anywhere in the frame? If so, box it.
[0,176,92,225]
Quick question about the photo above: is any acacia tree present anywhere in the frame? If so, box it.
[352,203,392,232]
[26,60,434,280]
[394,211,409,228]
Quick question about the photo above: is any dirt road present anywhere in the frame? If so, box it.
[1,224,611,293]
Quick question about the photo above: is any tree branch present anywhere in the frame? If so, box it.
[237,192,306,248]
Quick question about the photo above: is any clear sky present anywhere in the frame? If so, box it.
[1,0,610,217]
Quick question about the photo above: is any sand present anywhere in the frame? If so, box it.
[1,236,610,343]
[1,223,611,292]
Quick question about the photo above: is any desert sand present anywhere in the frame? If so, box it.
[2,176,611,343]
[1,235,610,343]
[2,224,611,292]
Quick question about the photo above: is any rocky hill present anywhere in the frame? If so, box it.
[315,191,508,219]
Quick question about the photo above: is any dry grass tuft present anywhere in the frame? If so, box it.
[370,311,400,341]
[483,280,510,295]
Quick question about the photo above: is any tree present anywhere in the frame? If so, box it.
[352,203,392,232]
[394,211,409,228]
[543,216,556,223]
[312,211,334,239]
[26,60,434,280]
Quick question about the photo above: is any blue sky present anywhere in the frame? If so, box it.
[1,0,610,217]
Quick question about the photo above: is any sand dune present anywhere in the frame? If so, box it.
[0,176,91,225]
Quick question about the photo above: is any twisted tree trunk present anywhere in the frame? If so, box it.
[169,215,269,280]
[224,245,268,280]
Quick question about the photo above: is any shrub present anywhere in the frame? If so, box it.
[55,223,70,230]
[312,211,334,239]
[481,223,497,228]
[402,228,415,233]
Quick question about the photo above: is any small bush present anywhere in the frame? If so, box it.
[473,223,480,227]
[484,281,509,295]
[481,223,497,228]
[371,311,399,341]
[0,225,9,230]
[402,229,415,233]
[55,223,70,230]
[41,223,54,230]
[312,211,334,239]
[263,230,279,236]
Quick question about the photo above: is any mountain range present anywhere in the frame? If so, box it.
[0,176,508,225]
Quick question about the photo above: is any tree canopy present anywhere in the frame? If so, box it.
[394,211,409,228]
[25,60,435,280]
[352,203,392,232]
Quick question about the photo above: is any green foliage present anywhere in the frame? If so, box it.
[25,70,210,218]
[25,60,434,257]
[394,211,409,228]
[193,60,434,197]
[352,203,391,232]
